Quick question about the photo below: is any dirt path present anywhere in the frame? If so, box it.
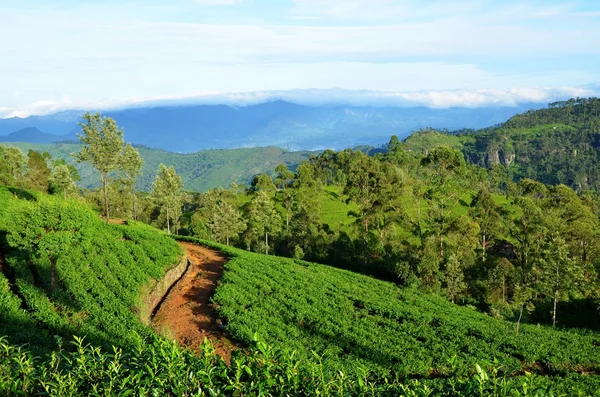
[151,242,237,361]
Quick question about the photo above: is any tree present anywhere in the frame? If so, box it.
[0,146,26,187]
[213,200,246,246]
[151,164,183,234]
[7,199,93,291]
[469,189,503,262]
[120,144,144,220]
[247,191,282,255]
[76,112,125,223]
[344,154,381,233]
[539,233,583,326]
[274,163,295,190]
[24,150,51,192]
[250,173,277,194]
[50,165,77,199]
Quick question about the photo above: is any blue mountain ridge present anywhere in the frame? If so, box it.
[0,100,540,152]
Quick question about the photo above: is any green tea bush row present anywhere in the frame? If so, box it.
[3,334,599,396]
[175,236,600,379]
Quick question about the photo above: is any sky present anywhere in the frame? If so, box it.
[0,0,599,117]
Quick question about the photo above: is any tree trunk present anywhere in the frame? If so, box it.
[516,305,524,335]
[482,232,486,262]
[131,184,137,221]
[102,173,110,224]
[553,262,559,326]
[50,258,56,292]
[265,231,269,255]
[166,205,171,234]
[553,290,558,326]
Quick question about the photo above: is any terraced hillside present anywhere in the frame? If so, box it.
[0,186,183,352]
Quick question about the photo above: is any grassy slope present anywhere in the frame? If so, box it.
[2,142,314,192]
[0,187,182,352]
[176,236,600,384]
[317,185,517,240]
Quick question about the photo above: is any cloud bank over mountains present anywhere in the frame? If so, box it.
[1,1,598,119]
[1,85,598,119]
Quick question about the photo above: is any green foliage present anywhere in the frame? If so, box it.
[178,236,600,388]
[0,146,26,187]
[49,164,78,199]
[5,142,314,192]
[76,112,126,223]
[3,334,597,396]
[152,163,184,234]
[0,188,182,351]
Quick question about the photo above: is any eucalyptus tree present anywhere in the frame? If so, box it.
[469,188,503,262]
[213,200,246,246]
[120,144,144,220]
[247,191,282,255]
[50,165,77,200]
[76,112,125,223]
[151,164,183,234]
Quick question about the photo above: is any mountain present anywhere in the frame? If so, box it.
[0,101,537,152]
[4,142,315,191]
[0,127,74,144]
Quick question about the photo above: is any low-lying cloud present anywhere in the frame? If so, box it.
[2,85,598,119]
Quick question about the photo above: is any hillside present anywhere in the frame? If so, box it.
[0,101,534,152]
[1,188,599,394]
[1,142,314,191]
[0,187,182,352]
[180,236,600,391]
[404,98,600,192]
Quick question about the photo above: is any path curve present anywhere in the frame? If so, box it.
[152,242,236,360]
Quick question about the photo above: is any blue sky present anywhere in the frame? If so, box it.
[0,0,599,117]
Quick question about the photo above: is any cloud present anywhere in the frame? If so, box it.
[0,1,598,116]
[191,0,243,4]
[2,86,598,119]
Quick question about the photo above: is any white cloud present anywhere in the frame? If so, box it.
[192,0,242,4]
[2,86,598,119]
[0,1,598,116]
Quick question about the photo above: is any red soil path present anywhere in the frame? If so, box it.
[151,242,237,361]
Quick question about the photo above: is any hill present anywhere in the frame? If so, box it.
[0,127,70,144]
[0,101,534,152]
[181,235,600,392]
[0,187,182,353]
[1,142,315,192]
[404,98,600,192]
[1,188,599,394]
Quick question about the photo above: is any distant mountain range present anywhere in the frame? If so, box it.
[0,101,539,152]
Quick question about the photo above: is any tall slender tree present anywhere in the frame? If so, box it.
[76,112,125,223]
[151,164,183,234]
[120,144,144,220]
[247,191,282,255]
